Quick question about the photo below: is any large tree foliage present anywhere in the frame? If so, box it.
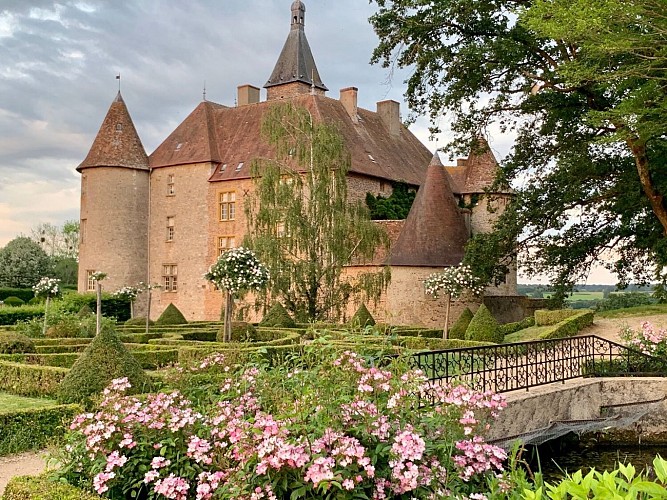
[370,0,667,296]
[244,103,390,322]
[31,220,79,259]
[0,236,52,288]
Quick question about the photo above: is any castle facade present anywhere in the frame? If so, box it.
[77,1,519,326]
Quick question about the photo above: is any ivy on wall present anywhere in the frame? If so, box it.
[365,182,416,220]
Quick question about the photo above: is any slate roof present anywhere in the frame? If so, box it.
[77,92,149,172]
[149,94,432,186]
[264,0,327,91]
[388,153,469,267]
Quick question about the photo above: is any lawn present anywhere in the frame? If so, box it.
[0,392,56,413]
[597,303,667,319]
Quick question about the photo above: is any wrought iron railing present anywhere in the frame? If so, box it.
[408,335,667,399]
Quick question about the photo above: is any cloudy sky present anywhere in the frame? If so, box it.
[0,1,616,283]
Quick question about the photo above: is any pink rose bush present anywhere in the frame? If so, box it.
[58,349,509,499]
[621,321,667,357]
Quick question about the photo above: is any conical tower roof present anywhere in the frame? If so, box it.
[77,92,149,172]
[461,138,511,194]
[264,1,327,91]
[389,153,469,267]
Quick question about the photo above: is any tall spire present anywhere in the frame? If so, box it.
[77,91,148,171]
[264,0,327,95]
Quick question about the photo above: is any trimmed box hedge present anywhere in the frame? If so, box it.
[0,306,44,326]
[538,310,595,340]
[2,475,98,500]
[0,361,68,397]
[535,309,579,326]
[499,316,536,336]
[0,288,35,303]
[177,343,302,366]
[399,337,494,351]
[0,403,81,456]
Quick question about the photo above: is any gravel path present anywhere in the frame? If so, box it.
[0,312,665,495]
[0,451,48,496]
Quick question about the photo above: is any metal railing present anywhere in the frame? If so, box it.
[408,335,667,399]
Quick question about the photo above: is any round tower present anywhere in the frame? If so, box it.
[77,91,149,297]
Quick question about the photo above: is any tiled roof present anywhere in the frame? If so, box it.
[77,92,148,171]
[459,138,512,194]
[388,153,469,267]
[265,0,327,91]
[149,100,226,168]
[150,94,432,186]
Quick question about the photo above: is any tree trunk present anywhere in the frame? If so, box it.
[224,290,233,342]
[443,294,451,340]
[96,282,102,336]
[42,296,50,337]
[627,138,667,235]
[130,300,134,319]
[145,289,152,336]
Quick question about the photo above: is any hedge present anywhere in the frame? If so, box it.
[399,337,493,351]
[535,309,579,326]
[499,316,536,336]
[538,310,595,340]
[59,293,131,322]
[0,288,35,303]
[0,361,68,397]
[0,403,81,456]
[0,350,179,370]
[0,305,44,325]
[2,475,98,500]
[177,344,302,366]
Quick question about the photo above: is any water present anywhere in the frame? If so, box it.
[524,435,667,483]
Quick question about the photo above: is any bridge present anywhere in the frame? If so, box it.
[409,335,667,447]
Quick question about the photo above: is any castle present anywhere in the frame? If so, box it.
[77,1,521,326]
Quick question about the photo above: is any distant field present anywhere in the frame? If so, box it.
[538,291,604,301]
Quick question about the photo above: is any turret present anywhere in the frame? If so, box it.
[77,91,149,297]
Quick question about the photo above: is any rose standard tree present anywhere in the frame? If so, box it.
[205,247,270,342]
[32,277,60,337]
[113,286,140,319]
[424,264,485,339]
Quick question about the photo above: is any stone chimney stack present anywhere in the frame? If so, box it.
[377,100,401,136]
[340,87,358,124]
[237,85,260,106]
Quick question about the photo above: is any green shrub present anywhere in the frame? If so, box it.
[118,332,163,344]
[76,304,94,317]
[465,305,503,343]
[45,313,112,339]
[448,308,473,340]
[56,325,152,406]
[539,310,595,340]
[181,330,218,342]
[0,288,34,303]
[499,316,536,336]
[0,404,81,456]
[0,361,68,397]
[0,305,44,326]
[535,309,578,326]
[349,303,376,328]
[124,317,154,327]
[2,475,98,500]
[259,302,296,328]
[0,333,36,354]
[156,303,188,325]
[27,297,42,305]
[57,292,131,321]
[218,322,257,342]
[399,337,492,350]
[3,296,25,307]
[595,291,656,312]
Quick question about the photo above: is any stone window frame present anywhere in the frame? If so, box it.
[166,216,175,242]
[167,174,175,196]
[219,191,236,221]
[86,270,96,292]
[162,264,178,292]
[217,235,235,256]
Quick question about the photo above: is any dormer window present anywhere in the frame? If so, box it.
[368,154,376,162]
[236,162,244,172]
[115,123,123,132]
[175,143,182,151]
[220,163,227,173]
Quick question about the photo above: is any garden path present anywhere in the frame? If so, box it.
[0,312,666,494]
[0,450,47,496]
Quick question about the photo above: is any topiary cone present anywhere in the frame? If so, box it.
[259,302,296,328]
[350,303,376,328]
[156,303,188,325]
[448,307,474,340]
[56,325,151,406]
[465,304,503,343]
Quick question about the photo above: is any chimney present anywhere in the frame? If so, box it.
[237,85,260,106]
[377,100,401,136]
[339,87,358,124]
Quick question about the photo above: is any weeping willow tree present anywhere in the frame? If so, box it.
[244,103,390,322]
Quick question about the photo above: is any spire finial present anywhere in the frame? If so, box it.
[116,73,121,92]
[203,81,207,101]
[291,0,305,30]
